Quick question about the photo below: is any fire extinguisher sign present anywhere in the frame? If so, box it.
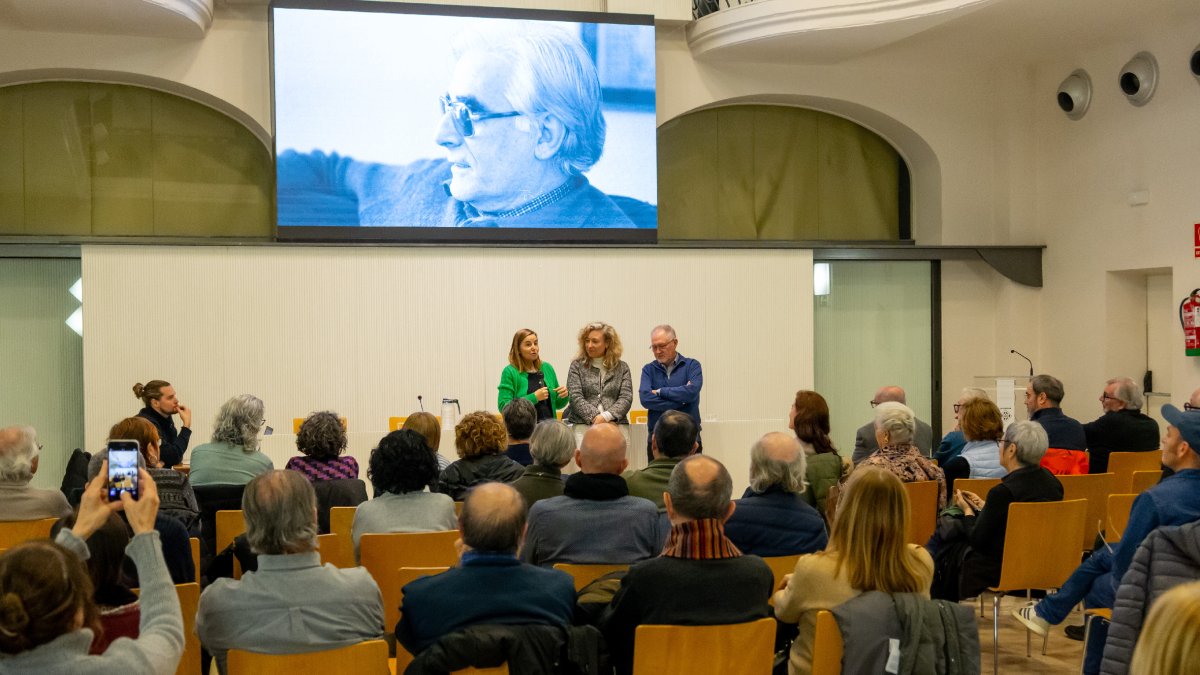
[1194,223,1200,258]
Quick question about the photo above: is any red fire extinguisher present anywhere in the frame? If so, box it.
[1181,288,1200,356]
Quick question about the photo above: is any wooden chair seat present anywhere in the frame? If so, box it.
[632,618,775,675]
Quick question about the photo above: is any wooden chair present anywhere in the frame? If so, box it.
[984,499,1088,675]
[360,532,460,644]
[1130,470,1160,493]
[632,618,775,675]
[629,409,648,425]
[189,537,200,582]
[453,667,509,675]
[824,483,841,524]
[316,533,352,568]
[1108,451,1161,493]
[329,505,357,564]
[215,510,247,579]
[173,463,190,476]
[390,416,441,431]
[176,582,201,675]
[552,562,631,591]
[1057,472,1115,552]
[903,480,939,546]
[1106,493,1137,543]
[811,610,844,675]
[454,501,464,517]
[954,477,1001,498]
[393,567,452,674]
[0,518,57,550]
[760,555,801,605]
[227,639,389,674]
[292,416,348,434]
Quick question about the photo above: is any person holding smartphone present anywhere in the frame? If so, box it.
[0,464,185,672]
[134,379,192,467]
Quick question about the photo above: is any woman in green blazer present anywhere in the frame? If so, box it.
[498,328,568,422]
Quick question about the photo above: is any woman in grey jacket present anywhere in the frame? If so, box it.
[564,322,634,445]
[0,465,183,674]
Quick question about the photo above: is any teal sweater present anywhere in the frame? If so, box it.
[498,363,568,413]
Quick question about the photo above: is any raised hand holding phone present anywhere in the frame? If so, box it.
[73,463,123,539]
[121,468,160,534]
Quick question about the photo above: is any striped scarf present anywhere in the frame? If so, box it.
[661,518,742,560]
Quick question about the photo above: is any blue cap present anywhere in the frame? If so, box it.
[1161,404,1200,452]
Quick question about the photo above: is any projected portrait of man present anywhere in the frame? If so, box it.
[277,26,656,230]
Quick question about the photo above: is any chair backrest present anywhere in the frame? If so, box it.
[390,415,442,431]
[193,483,246,557]
[825,483,841,524]
[552,562,631,591]
[1130,469,1161,494]
[1106,493,1138,543]
[312,479,368,534]
[329,505,357,565]
[360,532,460,634]
[902,480,939,546]
[454,501,464,517]
[226,639,389,674]
[811,610,844,675]
[991,499,1087,592]
[215,509,247,578]
[393,567,452,673]
[0,518,57,550]
[954,477,1001,499]
[1108,451,1162,492]
[632,617,775,675]
[759,555,801,605]
[453,667,509,675]
[629,410,648,424]
[316,533,352,568]
[175,582,201,675]
[188,537,200,581]
[1057,472,1115,551]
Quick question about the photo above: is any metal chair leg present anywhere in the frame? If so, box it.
[993,592,1001,675]
[1080,614,1094,674]
[980,595,986,618]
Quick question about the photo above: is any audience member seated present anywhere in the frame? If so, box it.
[774,468,934,675]
[1026,374,1087,451]
[622,410,697,510]
[929,421,1062,601]
[511,420,574,507]
[1083,376,1160,474]
[856,402,947,509]
[396,482,575,655]
[1013,403,1200,674]
[941,397,1007,492]
[725,432,828,557]
[1101,519,1200,674]
[197,470,383,674]
[351,429,457,561]
[935,387,988,467]
[501,399,537,466]
[0,466,184,671]
[437,411,525,500]
[521,424,659,567]
[285,411,358,481]
[93,417,200,532]
[189,395,273,487]
[787,390,847,514]
[133,379,192,468]
[601,456,774,675]
[0,425,72,521]
[852,386,934,464]
[402,411,451,474]
[77,512,141,654]
[1127,580,1200,675]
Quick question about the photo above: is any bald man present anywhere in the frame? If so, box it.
[601,455,774,675]
[724,432,828,556]
[521,424,659,567]
[396,482,575,655]
[852,386,934,463]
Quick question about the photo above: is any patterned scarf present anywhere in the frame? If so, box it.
[661,518,742,560]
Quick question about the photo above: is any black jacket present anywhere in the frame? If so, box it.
[437,454,525,501]
[405,623,607,675]
[1031,407,1087,451]
[137,406,191,467]
[1082,409,1160,474]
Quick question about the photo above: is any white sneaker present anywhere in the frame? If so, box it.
[1012,601,1050,637]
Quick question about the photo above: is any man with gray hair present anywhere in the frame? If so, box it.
[601,455,773,675]
[639,324,703,463]
[724,432,828,556]
[277,26,654,229]
[197,470,383,674]
[852,385,934,464]
[0,425,71,520]
[511,420,574,507]
[1025,374,1086,451]
[1082,376,1160,473]
[521,423,659,566]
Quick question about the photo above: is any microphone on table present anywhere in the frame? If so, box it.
[1010,349,1034,377]
[417,395,424,412]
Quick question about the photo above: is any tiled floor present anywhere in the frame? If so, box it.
[973,594,1085,674]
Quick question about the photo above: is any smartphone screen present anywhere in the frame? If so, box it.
[107,440,140,501]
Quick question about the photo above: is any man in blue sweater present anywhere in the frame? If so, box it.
[638,324,703,462]
[1013,403,1200,674]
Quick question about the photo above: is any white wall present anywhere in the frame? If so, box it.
[81,245,813,493]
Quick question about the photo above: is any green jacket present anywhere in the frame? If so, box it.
[801,451,846,515]
[498,363,568,413]
[622,456,684,511]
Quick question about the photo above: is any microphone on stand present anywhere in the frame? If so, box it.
[417,395,424,412]
[1010,349,1034,377]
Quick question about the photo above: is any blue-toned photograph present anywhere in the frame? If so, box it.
[273,4,658,233]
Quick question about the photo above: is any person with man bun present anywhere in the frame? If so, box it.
[134,379,192,467]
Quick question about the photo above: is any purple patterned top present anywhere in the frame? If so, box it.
[284,455,360,482]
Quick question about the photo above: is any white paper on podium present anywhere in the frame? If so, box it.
[996,378,1016,430]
